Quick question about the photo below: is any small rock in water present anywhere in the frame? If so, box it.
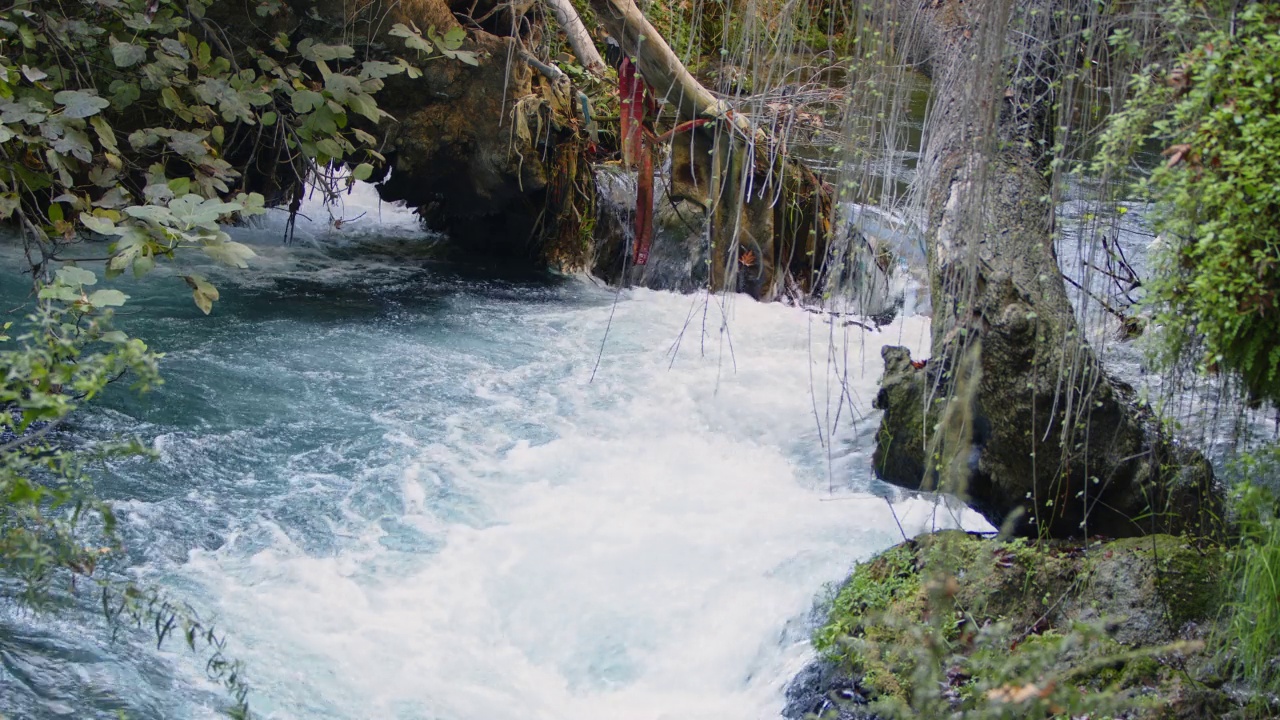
[782,658,879,720]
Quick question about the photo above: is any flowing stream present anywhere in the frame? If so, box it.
[0,187,983,719]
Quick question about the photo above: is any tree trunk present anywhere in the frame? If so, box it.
[871,0,1221,539]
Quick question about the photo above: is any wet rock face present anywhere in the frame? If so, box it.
[376,31,549,256]
[590,165,711,292]
[782,660,878,720]
[257,1,553,259]
[870,340,1223,540]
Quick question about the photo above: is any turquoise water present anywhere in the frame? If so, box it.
[0,195,969,720]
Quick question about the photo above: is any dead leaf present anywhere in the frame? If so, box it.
[1162,143,1192,167]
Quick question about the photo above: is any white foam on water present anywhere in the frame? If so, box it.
[176,289,984,720]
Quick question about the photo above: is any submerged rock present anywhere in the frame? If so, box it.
[782,659,878,720]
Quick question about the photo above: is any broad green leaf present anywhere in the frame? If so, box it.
[452,51,480,67]
[353,162,374,181]
[291,89,324,114]
[389,23,433,54]
[345,92,383,122]
[132,254,155,278]
[79,212,117,235]
[159,38,190,60]
[324,73,362,102]
[360,60,405,80]
[21,64,48,82]
[54,90,110,119]
[441,26,467,51]
[53,128,94,162]
[0,194,19,220]
[314,137,344,160]
[110,37,147,68]
[39,283,81,302]
[235,192,267,214]
[202,238,256,268]
[298,39,355,62]
[56,266,97,287]
[2,98,48,124]
[260,110,278,126]
[109,80,142,109]
[128,128,163,150]
[125,204,176,225]
[167,194,239,228]
[88,289,129,307]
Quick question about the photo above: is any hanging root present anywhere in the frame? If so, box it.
[540,137,598,272]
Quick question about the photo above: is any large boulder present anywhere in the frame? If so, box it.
[792,531,1237,719]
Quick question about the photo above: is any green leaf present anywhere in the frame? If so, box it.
[298,39,355,62]
[39,283,81,302]
[53,128,95,162]
[345,92,383,122]
[202,238,256,268]
[132,254,155,278]
[441,26,466,51]
[360,60,405,80]
[324,73,363,102]
[21,64,48,82]
[79,212,118,235]
[0,194,19,220]
[452,51,480,67]
[90,116,120,155]
[260,111,278,126]
[291,89,324,114]
[313,137,344,160]
[56,266,97,287]
[352,162,374,181]
[389,23,433,54]
[109,80,141,109]
[88,289,129,307]
[110,37,147,68]
[54,90,111,119]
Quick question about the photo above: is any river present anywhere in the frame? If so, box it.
[0,186,982,719]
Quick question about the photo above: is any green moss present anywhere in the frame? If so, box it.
[813,540,921,660]
[813,531,1231,716]
[1103,535,1224,630]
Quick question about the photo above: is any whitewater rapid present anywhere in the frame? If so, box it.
[0,185,986,720]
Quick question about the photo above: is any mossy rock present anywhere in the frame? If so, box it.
[1068,535,1224,646]
[799,531,1236,719]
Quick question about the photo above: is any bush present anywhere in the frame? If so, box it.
[1099,2,1280,405]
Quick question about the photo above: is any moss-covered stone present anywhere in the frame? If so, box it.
[791,531,1239,720]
